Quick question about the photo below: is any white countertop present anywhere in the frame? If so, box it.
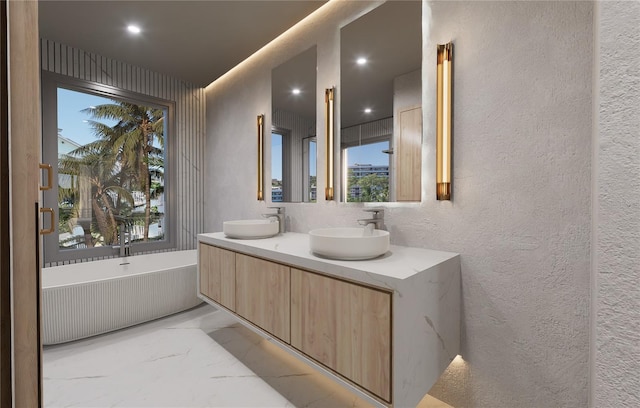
[198,232,458,285]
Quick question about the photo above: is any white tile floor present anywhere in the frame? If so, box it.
[44,304,451,408]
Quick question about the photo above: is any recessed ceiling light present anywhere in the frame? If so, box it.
[127,25,141,34]
[292,88,301,95]
[364,108,372,114]
[357,57,367,65]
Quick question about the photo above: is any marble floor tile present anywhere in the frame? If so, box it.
[44,304,451,408]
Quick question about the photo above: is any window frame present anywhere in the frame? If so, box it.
[270,126,291,202]
[41,71,177,263]
[302,135,317,202]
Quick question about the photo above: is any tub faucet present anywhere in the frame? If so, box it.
[357,208,384,233]
[262,206,285,233]
[115,222,131,257]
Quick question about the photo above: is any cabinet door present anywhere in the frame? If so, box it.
[235,254,290,343]
[198,243,235,311]
[291,268,391,402]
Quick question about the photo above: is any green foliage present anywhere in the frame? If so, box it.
[59,100,165,248]
[347,172,389,203]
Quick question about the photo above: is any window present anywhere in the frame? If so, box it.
[304,137,317,202]
[42,73,175,263]
[271,132,283,202]
[343,140,390,203]
[271,127,316,203]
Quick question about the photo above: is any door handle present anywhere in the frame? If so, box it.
[39,163,52,191]
[40,207,55,235]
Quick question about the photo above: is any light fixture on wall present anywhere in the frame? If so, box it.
[325,87,335,201]
[257,114,264,201]
[436,42,453,200]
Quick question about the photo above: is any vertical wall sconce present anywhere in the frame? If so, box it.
[325,87,335,201]
[436,42,453,200]
[257,114,264,201]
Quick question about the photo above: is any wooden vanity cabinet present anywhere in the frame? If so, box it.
[198,243,236,311]
[235,253,291,343]
[198,233,461,408]
[290,268,392,402]
[198,244,392,402]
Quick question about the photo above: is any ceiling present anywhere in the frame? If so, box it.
[39,1,422,129]
[38,0,327,87]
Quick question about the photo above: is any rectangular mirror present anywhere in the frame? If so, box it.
[271,45,317,203]
[340,1,422,202]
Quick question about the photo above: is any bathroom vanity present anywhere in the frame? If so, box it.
[197,232,460,408]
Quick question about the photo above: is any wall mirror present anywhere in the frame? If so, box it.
[340,1,422,202]
[271,45,317,203]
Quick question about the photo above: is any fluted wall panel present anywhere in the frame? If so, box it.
[40,39,205,257]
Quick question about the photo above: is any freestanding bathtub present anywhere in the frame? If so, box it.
[42,250,202,345]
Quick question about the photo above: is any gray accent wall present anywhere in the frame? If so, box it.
[41,39,206,263]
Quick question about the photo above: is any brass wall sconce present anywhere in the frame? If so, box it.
[436,42,453,200]
[257,114,264,201]
[325,87,335,201]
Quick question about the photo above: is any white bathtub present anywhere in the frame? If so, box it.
[42,250,202,345]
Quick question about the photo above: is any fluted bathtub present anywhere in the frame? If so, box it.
[42,250,202,345]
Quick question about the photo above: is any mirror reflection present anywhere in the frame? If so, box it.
[340,1,422,202]
[271,45,317,203]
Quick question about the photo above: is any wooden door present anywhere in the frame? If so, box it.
[198,243,235,311]
[235,253,290,343]
[396,106,422,201]
[6,1,42,406]
[290,268,392,402]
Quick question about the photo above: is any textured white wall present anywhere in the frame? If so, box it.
[594,2,640,407]
[205,1,593,406]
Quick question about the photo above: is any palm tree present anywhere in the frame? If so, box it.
[83,102,164,241]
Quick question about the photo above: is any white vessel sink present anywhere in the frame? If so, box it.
[223,219,279,239]
[308,227,390,260]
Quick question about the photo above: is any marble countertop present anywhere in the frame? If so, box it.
[198,232,458,289]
